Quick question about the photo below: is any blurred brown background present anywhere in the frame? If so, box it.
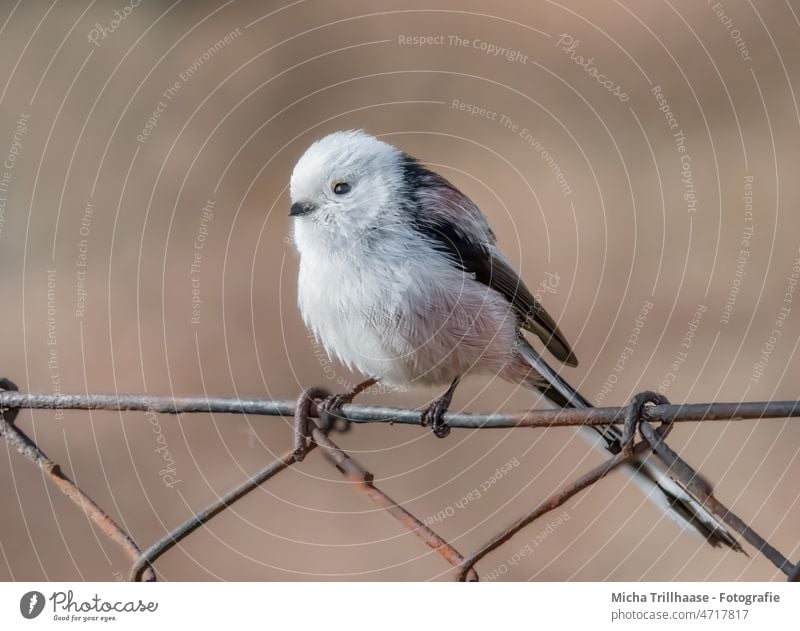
[1,0,799,581]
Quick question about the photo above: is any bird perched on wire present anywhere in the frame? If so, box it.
[289,129,741,551]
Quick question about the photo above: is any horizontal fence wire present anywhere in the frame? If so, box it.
[1,377,799,582]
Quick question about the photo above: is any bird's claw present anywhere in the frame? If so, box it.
[317,393,353,433]
[315,378,378,434]
[420,398,451,439]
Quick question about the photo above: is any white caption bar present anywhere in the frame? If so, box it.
[0,582,796,629]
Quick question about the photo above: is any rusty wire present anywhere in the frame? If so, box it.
[1,389,800,427]
[0,379,155,582]
[1,377,799,581]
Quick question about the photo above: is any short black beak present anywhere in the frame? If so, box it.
[289,201,316,217]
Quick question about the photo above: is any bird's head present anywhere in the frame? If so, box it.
[289,130,408,250]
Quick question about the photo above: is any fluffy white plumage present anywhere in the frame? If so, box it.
[291,130,520,387]
[289,129,741,553]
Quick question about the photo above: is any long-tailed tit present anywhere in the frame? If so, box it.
[289,129,740,551]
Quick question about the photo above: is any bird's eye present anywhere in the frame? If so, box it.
[332,181,351,195]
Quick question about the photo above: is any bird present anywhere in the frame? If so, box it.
[289,129,741,551]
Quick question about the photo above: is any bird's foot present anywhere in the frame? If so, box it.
[419,377,461,439]
[419,398,452,438]
[317,378,377,433]
[317,393,353,433]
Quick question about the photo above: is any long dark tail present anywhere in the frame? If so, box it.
[517,338,742,551]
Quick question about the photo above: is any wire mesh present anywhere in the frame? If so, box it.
[1,377,798,582]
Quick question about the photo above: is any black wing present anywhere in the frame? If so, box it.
[403,156,578,367]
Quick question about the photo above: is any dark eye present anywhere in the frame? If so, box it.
[332,181,351,195]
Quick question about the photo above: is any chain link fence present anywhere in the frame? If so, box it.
[1,377,799,582]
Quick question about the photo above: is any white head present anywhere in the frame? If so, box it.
[289,130,407,250]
